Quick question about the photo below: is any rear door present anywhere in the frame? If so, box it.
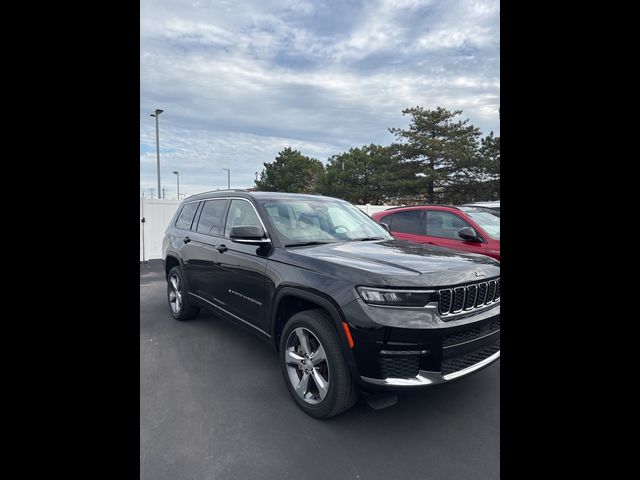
[186,198,230,304]
[423,210,487,255]
[170,201,202,285]
[383,210,427,243]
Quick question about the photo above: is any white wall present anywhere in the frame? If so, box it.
[140,198,397,261]
[140,198,182,261]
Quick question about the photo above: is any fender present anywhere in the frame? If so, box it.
[163,253,184,276]
[270,286,359,378]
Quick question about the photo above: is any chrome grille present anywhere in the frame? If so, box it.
[438,278,500,316]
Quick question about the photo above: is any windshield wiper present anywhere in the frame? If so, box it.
[352,237,386,241]
[285,241,334,247]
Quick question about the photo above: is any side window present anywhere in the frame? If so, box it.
[387,211,424,235]
[175,202,200,231]
[196,199,228,236]
[224,200,262,237]
[426,211,472,240]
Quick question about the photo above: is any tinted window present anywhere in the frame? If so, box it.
[387,211,424,235]
[261,199,391,244]
[224,200,262,236]
[175,202,200,230]
[196,199,228,236]
[426,211,472,240]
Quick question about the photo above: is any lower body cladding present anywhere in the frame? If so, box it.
[344,308,500,391]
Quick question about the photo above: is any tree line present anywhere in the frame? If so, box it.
[254,106,500,205]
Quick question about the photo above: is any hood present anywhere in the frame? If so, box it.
[285,239,500,287]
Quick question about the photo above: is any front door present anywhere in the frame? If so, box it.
[423,210,487,255]
[217,199,270,332]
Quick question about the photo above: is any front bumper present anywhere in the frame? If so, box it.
[341,298,501,390]
[361,350,500,387]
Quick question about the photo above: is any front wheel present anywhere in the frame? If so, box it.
[280,310,359,419]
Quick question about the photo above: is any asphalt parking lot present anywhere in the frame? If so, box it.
[140,260,500,479]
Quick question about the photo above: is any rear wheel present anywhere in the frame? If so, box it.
[167,266,200,321]
[280,309,359,418]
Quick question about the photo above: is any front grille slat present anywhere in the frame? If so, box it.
[438,277,500,317]
[452,287,465,312]
[487,280,496,303]
[476,282,488,307]
[439,289,452,314]
[464,285,477,310]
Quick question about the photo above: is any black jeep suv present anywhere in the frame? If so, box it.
[162,191,500,418]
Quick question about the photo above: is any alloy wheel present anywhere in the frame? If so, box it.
[168,273,182,314]
[285,327,330,404]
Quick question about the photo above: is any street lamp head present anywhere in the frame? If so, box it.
[155,109,164,115]
[173,171,179,175]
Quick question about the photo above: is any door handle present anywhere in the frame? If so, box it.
[425,242,436,245]
[216,245,228,253]
[183,237,191,244]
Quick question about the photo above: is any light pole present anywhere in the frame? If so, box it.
[222,168,230,189]
[172,170,180,198]
[150,109,164,198]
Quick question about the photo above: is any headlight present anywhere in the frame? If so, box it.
[356,287,436,307]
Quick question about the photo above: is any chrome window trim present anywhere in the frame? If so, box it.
[180,196,270,240]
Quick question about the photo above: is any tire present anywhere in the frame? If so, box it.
[279,309,359,419]
[166,266,200,321]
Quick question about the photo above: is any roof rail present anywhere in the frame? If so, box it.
[384,204,461,211]
[185,189,249,199]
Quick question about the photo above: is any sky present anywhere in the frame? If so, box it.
[140,0,499,198]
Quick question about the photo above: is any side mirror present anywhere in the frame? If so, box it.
[378,222,391,233]
[458,226,482,242]
[229,225,271,244]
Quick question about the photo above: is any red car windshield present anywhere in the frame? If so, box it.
[463,210,500,239]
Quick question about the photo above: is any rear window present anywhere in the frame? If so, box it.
[386,211,424,235]
[175,202,200,230]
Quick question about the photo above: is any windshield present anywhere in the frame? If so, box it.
[259,198,393,246]
[464,210,500,239]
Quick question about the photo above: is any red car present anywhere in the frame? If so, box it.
[372,205,500,261]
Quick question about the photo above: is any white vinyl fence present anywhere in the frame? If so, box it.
[140,197,398,261]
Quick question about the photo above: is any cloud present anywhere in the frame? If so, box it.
[140,0,499,197]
